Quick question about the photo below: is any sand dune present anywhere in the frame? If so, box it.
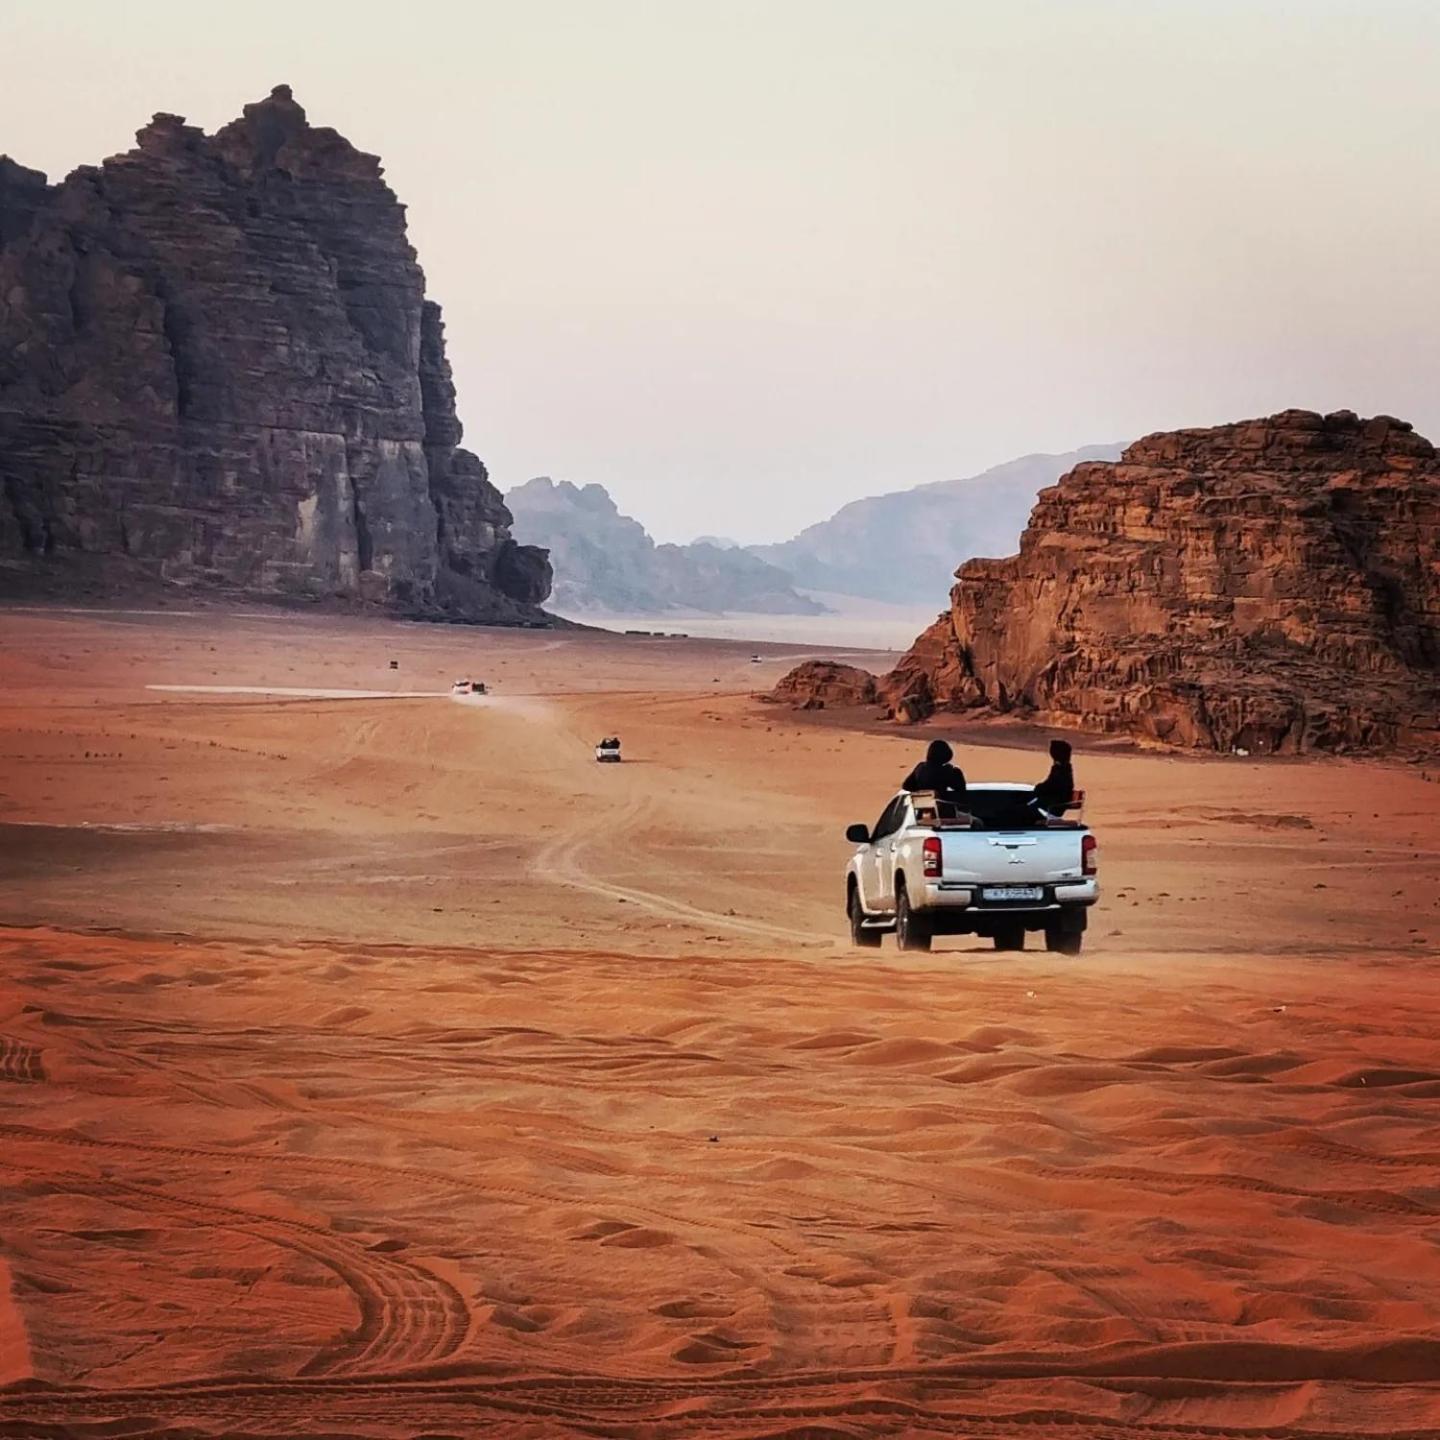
[1,608,1438,1437]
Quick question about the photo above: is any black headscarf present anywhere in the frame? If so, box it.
[1035,738,1075,811]
[903,739,966,803]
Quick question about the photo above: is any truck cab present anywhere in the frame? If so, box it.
[845,784,1098,954]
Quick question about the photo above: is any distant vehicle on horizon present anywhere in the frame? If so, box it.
[595,738,622,763]
[844,784,1097,954]
[452,678,488,695]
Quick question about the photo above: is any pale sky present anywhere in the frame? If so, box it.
[4,1,1438,543]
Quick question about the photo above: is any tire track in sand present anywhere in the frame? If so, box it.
[3,1342,1438,1439]
[536,794,824,946]
[0,1034,44,1082]
[8,1162,471,1379]
[512,690,831,946]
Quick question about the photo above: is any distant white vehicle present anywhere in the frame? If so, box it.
[595,738,622,763]
[750,654,764,663]
[844,784,1097,954]
[452,678,487,695]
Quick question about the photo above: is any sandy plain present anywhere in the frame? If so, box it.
[1,606,1439,1439]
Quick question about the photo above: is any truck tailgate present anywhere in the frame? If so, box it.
[939,830,1085,885]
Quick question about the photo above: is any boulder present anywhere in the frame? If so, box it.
[771,660,879,708]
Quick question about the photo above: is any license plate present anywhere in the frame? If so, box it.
[982,885,1044,902]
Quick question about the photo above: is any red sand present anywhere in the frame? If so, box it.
[1,608,1438,1437]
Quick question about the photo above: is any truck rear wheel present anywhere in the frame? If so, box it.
[895,886,932,952]
[1045,924,1083,956]
[992,921,1025,952]
[848,885,882,948]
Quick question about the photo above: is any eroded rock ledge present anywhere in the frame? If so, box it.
[0,86,551,621]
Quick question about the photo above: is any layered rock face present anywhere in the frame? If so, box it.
[0,87,551,620]
[882,411,1440,753]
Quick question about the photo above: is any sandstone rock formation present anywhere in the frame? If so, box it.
[768,660,878,709]
[0,87,551,621]
[881,410,1440,754]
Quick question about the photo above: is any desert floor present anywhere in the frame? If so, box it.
[2,607,1439,1439]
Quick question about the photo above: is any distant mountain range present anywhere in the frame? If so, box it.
[747,446,1125,604]
[505,478,824,616]
[506,446,1125,617]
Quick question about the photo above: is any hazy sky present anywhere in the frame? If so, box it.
[4,1,1438,542]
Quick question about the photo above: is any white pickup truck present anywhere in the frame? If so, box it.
[844,784,1097,954]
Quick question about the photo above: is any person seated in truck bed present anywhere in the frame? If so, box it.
[1032,738,1075,815]
[902,739,968,811]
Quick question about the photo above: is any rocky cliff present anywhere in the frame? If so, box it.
[0,87,551,620]
[507,476,823,616]
[881,410,1440,753]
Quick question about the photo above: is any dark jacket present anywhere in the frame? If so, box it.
[1033,740,1074,813]
[902,739,967,806]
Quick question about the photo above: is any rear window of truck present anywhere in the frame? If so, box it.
[963,789,1046,831]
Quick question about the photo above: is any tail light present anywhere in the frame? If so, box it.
[922,836,942,878]
[1082,834,1098,876]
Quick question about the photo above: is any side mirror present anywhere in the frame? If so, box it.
[845,823,870,844]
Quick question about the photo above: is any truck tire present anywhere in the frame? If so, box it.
[1045,924,1083,956]
[848,885,882,948]
[992,921,1025,952]
[895,885,932,952]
